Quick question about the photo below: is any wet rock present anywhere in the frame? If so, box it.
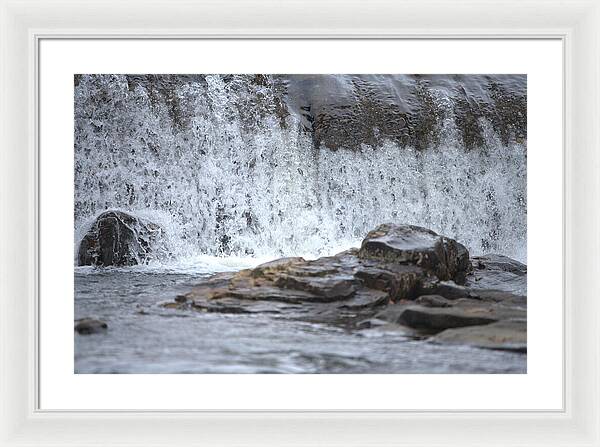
[353,263,422,301]
[359,224,471,283]
[433,320,526,353]
[75,318,107,335]
[165,247,417,328]
[398,306,497,331]
[376,303,496,332]
[171,225,433,325]
[77,210,165,266]
[415,294,452,308]
[375,292,526,348]
[468,254,527,295]
[418,280,479,299]
[162,223,526,352]
[174,295,188,303]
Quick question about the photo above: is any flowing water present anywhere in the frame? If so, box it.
[74,74,527,373]
[75,266,525,373]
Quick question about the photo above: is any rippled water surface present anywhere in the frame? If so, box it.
[75,268,526,374]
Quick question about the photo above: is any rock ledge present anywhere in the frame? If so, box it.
[163,224,526,352]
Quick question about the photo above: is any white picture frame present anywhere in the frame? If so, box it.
[1,0,598,445]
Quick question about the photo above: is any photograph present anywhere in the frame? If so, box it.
[74,73,527,374]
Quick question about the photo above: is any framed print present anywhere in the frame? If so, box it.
[1,0,599,446]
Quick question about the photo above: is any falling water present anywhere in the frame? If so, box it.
[74,74,527,264]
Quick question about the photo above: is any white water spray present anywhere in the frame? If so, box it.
[75,74,527,264]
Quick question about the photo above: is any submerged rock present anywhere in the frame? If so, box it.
[396,306,497,331]
[77,211,164,266]
[163,223,526,352]
[433,320,526,353]
[468,254,527,295]
[75,318,107,335]
[376,296,525,332]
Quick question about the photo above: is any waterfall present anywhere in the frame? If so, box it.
[74,74,527,264]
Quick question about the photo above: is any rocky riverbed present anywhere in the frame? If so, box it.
[158,223,526,354]
[75,213,526,373]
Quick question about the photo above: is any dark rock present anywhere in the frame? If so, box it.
[358,224,471,283]
[376,303,497,332]
[77,210,165,266]
[433,320,526,353]
[338,289,390,310]
[398,306,497,331]
[75,318,107,335]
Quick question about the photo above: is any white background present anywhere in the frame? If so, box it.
[39,39,563,410]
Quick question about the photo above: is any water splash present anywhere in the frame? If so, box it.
[75,74,526,264]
